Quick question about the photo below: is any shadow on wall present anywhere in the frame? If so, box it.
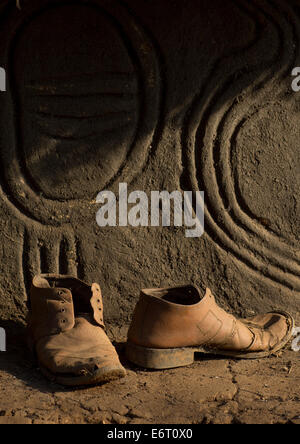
[0,0,299,311]
[1,0,298,197]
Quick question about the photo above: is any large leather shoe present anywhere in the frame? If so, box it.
[27,274,126,386]
[126,285,294,369]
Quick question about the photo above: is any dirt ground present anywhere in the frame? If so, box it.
[0,321,299,425]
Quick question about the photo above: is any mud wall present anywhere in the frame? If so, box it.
[0,0,299,328]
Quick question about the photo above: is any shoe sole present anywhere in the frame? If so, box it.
[39,364,127,387]
[126,311,295,370]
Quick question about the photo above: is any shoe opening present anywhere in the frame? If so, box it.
[145,285,202,305]
[36,275,93,315]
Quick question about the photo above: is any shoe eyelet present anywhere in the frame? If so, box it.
[61,319,66,324]
[60,308,65,313]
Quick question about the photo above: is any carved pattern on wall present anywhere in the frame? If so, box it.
[181,0,300,291]
[0,0,162,226]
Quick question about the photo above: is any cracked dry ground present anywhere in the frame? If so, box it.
[0,325,299,425]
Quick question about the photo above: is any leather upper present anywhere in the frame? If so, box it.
[127,286,292,353]
[27,274,122,376]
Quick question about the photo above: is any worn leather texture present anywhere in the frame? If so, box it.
[27,275,124,376]
[127,286,294,352]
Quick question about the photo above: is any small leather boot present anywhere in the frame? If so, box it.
[126,285,294,369]
[27,274,126,386]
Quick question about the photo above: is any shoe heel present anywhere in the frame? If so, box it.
[125,342,195,370]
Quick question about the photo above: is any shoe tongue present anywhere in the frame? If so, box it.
[76,313,93,320]
[34,276,51,288]
[76,313,104,329]
[45,277,92,313]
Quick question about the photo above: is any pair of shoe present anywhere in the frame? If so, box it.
[27,275,295,387]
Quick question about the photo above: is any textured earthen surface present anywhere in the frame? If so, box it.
[0,0,299,425]
[0,323,299,424]
[0,0,299,326]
